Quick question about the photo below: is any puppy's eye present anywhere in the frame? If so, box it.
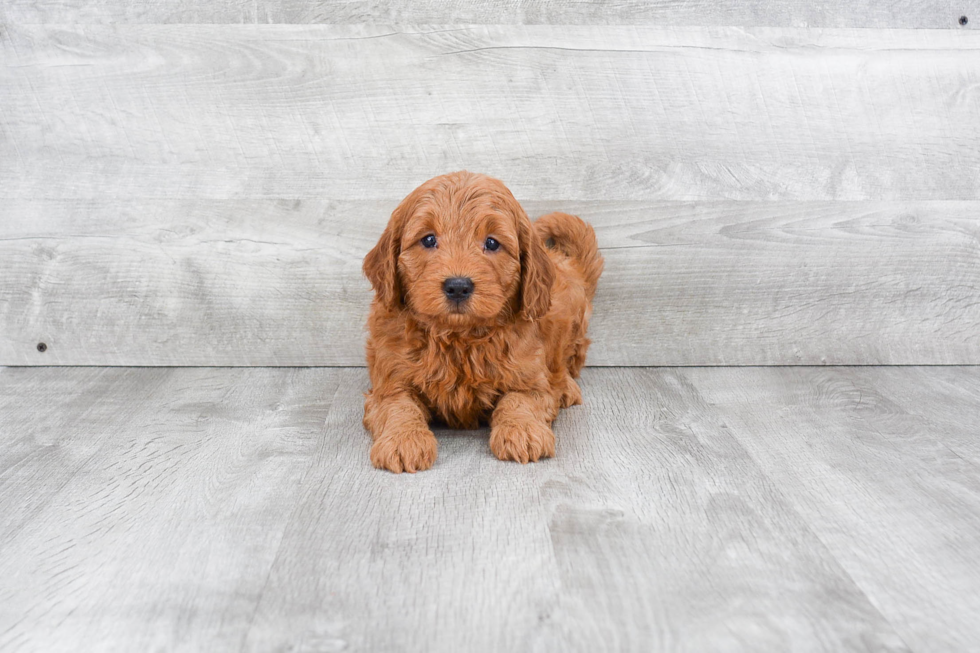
[421,234,437,249]
[484,237,500,252]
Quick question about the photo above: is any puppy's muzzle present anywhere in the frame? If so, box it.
[443,277,474,304]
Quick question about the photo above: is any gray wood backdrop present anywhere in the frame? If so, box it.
[2,14,979,366]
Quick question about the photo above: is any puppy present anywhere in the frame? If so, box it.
[362,171,603,473]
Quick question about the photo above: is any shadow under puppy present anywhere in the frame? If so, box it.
[362,171,603,473]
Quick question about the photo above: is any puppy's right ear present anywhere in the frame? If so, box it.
[365,182,434,310]
[363,212,403,311]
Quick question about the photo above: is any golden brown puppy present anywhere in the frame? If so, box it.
[362,171,603,473]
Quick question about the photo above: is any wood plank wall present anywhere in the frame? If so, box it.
[1,10,978,366]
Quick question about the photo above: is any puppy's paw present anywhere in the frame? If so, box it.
[370,426,438,473]
[490,420,555,464]
[559,376,583,408]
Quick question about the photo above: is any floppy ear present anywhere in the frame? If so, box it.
[518,212,555,321]
[365,182,435,310]
[363,206,406,311]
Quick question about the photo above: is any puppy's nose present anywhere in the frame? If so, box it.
[443,277,474,302]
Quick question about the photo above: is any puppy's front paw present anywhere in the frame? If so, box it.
[370,427,438,473]
[490,420,555,464]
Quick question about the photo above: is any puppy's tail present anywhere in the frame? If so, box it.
[534,212,604,299]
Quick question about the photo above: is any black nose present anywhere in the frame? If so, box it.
[443,277,474,302]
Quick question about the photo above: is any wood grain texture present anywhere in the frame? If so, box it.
[242,366,909,652]
[2,25,979,202]
[845,366,980,465]
[0,367,341,652]
[0,0,972,27]
[12,366,975,651]
[509,368,908,652]
[2,199,979,366]
[686,366,980,652]
[0,367,172,549]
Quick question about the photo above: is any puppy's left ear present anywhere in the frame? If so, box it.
[518,210,555,321]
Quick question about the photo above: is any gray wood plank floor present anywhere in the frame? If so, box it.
[1,366,977,652]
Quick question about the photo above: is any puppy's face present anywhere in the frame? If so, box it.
[364,172,554,328]
[398,184,522,326]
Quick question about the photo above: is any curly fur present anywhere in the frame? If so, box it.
[362,171,603,473]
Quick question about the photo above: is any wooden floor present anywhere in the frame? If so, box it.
[1,366,978,652]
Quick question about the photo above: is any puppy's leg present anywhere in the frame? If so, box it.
[559,374,583,408]
[365,392,437,473]
[490,392,558,463]
[567,336,591,379]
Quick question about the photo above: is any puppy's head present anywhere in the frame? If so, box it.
[364,171,554,328]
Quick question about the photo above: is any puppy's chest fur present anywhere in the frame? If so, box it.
[409,331,519,429]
